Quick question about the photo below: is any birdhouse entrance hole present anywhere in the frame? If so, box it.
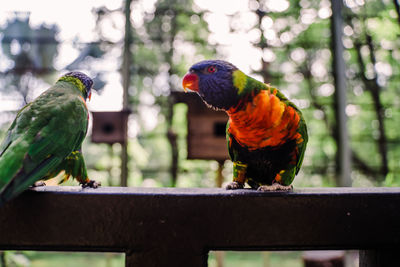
[213,122,226,137]
[102,123,115,134]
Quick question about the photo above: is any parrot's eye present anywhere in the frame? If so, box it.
[206,66,217,73]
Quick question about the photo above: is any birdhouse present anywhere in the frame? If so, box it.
[91,110,130,144]
[172,91,229,161]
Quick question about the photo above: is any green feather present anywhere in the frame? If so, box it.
[295,114,308,175]
[0,77,89,206]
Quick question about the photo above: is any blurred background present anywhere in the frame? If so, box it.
[0,0,399,266]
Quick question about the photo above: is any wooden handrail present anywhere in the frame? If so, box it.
[0,186,400,266]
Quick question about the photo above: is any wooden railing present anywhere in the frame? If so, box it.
[0,186,399,266]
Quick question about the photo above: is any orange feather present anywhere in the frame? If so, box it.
[227,90,301,150]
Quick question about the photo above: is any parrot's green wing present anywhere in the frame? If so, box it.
[226,120,234,159]
[0,104,32,157]
[44,149,89,184]
[0,83,89,206]
[266,85,309,175]
[294,112,308,175]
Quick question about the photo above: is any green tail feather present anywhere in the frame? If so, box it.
[0,155,62,207]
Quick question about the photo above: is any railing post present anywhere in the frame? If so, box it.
[125,249,208,267]
[359,249,400,267]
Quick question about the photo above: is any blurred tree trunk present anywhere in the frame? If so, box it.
[167,9,179,187]
[331,0,352,186]
[151,3,181,187]
[120,0,132,186]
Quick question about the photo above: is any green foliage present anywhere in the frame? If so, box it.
[208,251,302,267]
[0,251,123,267]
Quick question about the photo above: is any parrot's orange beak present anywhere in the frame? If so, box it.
[182,73,199,92]
[88,91,92,101]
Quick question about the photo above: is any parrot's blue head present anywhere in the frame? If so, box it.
[182,60,240,110]
[59,72,93,101]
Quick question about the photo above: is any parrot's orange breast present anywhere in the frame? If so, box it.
[227,90,302,150]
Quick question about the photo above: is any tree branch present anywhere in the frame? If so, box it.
[354,36,388,181]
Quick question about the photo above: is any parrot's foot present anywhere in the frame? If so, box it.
[81,180,101,189]
[31,181,46,187]
[226,181,244,190]
[257,183,293,192]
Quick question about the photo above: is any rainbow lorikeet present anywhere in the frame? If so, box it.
[182,60,308,191]
[0,72,100,207]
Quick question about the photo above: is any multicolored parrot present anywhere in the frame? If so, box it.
[0,72,100,207]
[182,60,308,191]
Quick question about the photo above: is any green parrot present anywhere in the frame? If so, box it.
[0,72,100,207]
[182,60,308,191]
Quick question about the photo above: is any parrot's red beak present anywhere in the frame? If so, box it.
[88,91,92,101]
[182,73,199,92]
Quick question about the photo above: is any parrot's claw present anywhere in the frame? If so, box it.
[257,183,293,192]
[31,181,46,187]
[226,181,244,190]
[81,180,101,189]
